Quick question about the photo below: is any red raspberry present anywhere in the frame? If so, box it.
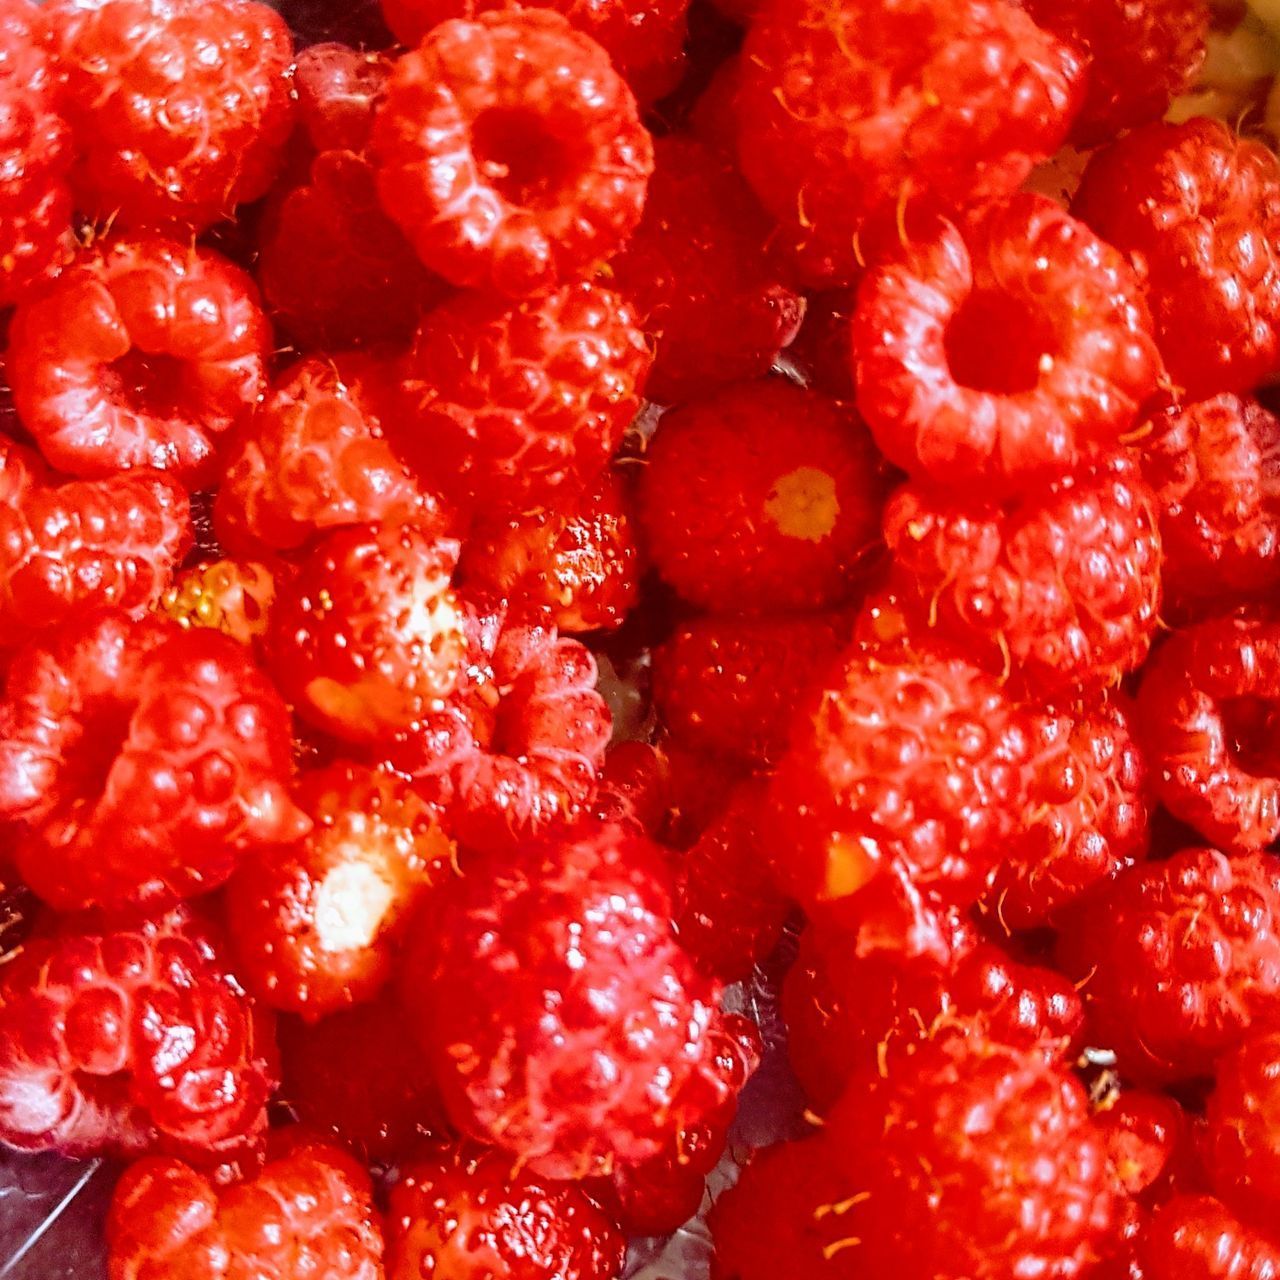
[659,739,748,850]
[1073,118,1280,398]
[0,612,303,911]
[292,40,390,154]
[884,455,1163,696]
[227,763,454,1019]
[393,281,651,515]
[1139,1195,1280,1279]
[265,522,466,745]
[1097,1090,1193,1203]
[1058,848,1280,1082]
[371,8,653,296]
[278,994,448,1162]
[0,907,275,1159]
[6,237,271,483]
[786,290,858,402]
[592,740,668,836]
[0,0,74,306]
[379,0,689,105]
[159,558,277,649]
[216,356,446,557]
[0,440,191,647]
[989,696,1150,929]
[1136,615,1280,854]
[44,0,294,231]
[853,196,1162,492]
[606,137,803,406]
[734,0,1083,285]
[639,381,885,614]
[459,471,640,633]
[1204,1029,1280,1226]
[1022,0,1209,144]
[1139,394,1280,608]
[404,821,733,1179]
[766,647,1034,956]
[106,1138,383,1280]
[385,1144,627,1280]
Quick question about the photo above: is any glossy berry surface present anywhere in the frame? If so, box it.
[1138,1194,1280,1279]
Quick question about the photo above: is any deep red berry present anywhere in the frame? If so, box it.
[0,907,275,1159]
[1097,1090,1192,1203]
[1204,1029,1280,1227]
[1058,848,1280,1082]
[404,821,731,1179]
[266,522,466,745]
[786,290,858,402]
[1136,615,1280,854]
[393,281,651,515]
[1139,1194,1280,1279]
[6,237,271,483]
[0,0,74,306]
[1022,0,1209,144]
[159,558,277,649]
[386,1144,627,1280]
[0,438,191,647]
[44,0,294,231]
[1074,118,1280,398]
[592,740,668,836]
[372,8,653,296]
[606,136,803,406]
[639,380,884,614]
[734,0,1083,284]
[227,763,454,1019]
[107,1138,383,1280]
[853,196,1162,492]
[0,612,304,911]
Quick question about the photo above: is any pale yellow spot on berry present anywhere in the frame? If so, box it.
[817,834,878,901]
[313,856,396,952]
[764,467,840,543]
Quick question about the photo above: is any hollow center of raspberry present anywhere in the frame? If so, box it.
[105,348,191,419]
[1222,697,1280,777]
[67,704,133,809]
[470,107,579,207]
[944,290,1055,395]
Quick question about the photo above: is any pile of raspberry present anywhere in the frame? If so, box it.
[7,0,1280,1275]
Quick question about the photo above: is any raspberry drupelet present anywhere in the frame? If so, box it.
[0,0,74,306]
[1074,118,1280,399]
[6,238,271,484]
[106,1137,384,1280]
[226,763,454,1019]
[159,558,277,649]
[1058,847,1280,1082]
[1136,614,1280,854]
[606,136,804,406]
[852,196,1163,493]
[372,8,654,296]
[0,906,275,1159]
[43,0,294,232]
[1204,1029,1280,1227]
[403,821,739,1180]
[733,0,1084,285]
[393,281,652,516]
[385,1144,627,1280]
[639,380,885,615]
[1138,1195,1280,1278]
[0,611,304,911]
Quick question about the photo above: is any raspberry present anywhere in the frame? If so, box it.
[1097,1090,1192,1203]
[1139,394,1280,608]
[372,8,653,296]
[385,1144,627,1280]
[852,196,1163,492]
[884,455,1163,696]
[1204,1029,1280,1226]
[1058,848,1280,1082]
[393,281,652,515]
[292,40,390,155]
[1073,118,1280,398]
[592,740,668,836]
[459,471,639,633]
[734,0,1083,285]
[1139,1195,1280,1279]
[1136,615,1280,854]
[278,993,447,1162]
[265,522,466,745]
[159,559,276,649]
[0,611,303,911]
[227,763,454,1019]
[0,0,74,306]
[0,907,274,1158]
[989,696,1150,929]
[106,1138,383,1280]
[44,0,294,231]
[1022,0,1209,144]
[404,821,733,1179]
[606,137,804,406]
[766,647,1034,955]
[639,381,885,614]
[786,290,858,402]
[216,356,446,557]
[379,0,690,105]
[0,441,192,647]
[6,237,271,483]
